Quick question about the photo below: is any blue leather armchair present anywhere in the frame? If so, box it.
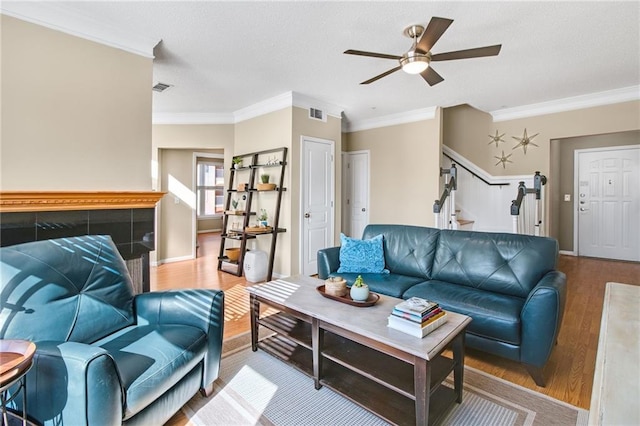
[0,235,224,425]
[318,224,566,387]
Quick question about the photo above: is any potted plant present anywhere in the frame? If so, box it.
[350,275,370,302]
[231,198,240,213]
[258,209,268,227]
[260,174,270,184]
[232,157,243,169]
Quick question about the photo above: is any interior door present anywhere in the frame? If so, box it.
[301,137,335,276]
[577,146,639,261]
[345,151,370,238]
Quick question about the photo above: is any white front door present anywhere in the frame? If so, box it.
[577,146,640,261]
[345,151,370,238]
[301,137,335,276]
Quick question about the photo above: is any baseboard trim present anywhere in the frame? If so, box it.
[559,250,577,256]
[155,254,195,265]
[198,228,221,234]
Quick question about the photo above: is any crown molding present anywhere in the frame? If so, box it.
[152,112,235,125]
[291,92,344,119]
[347,106,438,133]
[490,86,640,122]
[233,92,294,123]
[153,91,344,125]
[0,2,159,58]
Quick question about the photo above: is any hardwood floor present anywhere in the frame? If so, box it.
[158,232,640,425]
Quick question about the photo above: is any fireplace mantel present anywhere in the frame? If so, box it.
[0,191,165,212]
[0,191,166,293]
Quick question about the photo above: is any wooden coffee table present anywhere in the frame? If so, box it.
[248,275,471,426]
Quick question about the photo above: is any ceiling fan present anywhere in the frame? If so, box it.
[344,17,502,86]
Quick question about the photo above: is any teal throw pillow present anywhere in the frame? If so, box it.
[337,233,388,274]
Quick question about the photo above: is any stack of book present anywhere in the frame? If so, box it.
[388,297,447,338]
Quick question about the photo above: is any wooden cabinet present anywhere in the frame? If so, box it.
[218,147,287,281]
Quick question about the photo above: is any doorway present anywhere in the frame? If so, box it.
[300,136,335,276]
[575,145,639,261]
[342,150,370,238]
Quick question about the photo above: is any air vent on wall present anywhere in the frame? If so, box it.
[309,107,326,122]
[152,82,173,93]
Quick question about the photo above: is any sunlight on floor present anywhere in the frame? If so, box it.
[229,365,278,413]
[223,284,252,322]
[224,283,279,323]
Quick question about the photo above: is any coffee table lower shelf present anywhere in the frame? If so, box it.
[257,325,458,425]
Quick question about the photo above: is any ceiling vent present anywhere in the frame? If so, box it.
[152,82,173,93]
[309,107,326,122]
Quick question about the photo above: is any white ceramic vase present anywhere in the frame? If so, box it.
[350,284,370,302]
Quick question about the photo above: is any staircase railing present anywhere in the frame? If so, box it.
[433,164,458,230]
[510,171,547,236]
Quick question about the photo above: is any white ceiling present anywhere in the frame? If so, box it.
[4,1,640,126]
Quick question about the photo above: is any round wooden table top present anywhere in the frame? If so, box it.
[0,339,36,386]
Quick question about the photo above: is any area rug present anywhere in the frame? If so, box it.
[183,334,588,426]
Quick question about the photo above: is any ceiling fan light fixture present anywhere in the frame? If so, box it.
[400,52,429,74]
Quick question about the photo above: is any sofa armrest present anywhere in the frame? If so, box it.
[520,271,567,368]
[26,341,122,426]
[134,289,225,389]
[317,246,341,279]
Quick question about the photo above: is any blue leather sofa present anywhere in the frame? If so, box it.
[318,224,566,387]
[0,235,224,425]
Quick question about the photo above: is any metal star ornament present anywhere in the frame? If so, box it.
[512,128,539,154]
[488,130,505,147]
[494,150,513,169]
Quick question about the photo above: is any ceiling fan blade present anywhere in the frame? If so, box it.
[420,66,444,86]
[431,44,502,61]
[344,49,401,60]
[361,66,402,84]
[416,17,454,53]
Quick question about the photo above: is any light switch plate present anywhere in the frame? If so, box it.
[564,194,571,202]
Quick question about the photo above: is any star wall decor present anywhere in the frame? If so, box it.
[512,128,539,154]
[488,130,505,147]
[494,150,513,169]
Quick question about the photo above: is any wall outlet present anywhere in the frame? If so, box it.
[564,194,571,202]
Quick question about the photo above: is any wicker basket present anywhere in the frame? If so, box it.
[224,247,241,262]
[325,277,347,297]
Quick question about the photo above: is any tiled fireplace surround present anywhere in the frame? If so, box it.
[0,191,165,293]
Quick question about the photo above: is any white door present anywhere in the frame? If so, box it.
[577,146,640,261]
[301,137,335,276]
[344,151,370,238]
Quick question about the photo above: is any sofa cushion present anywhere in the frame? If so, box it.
[330,272,424,298]
[432,229,558,298]
[0,235,135,344]
[363,225,439,279]
[337,233,387,274]
[93,324,207,419]
[403,280,524,345]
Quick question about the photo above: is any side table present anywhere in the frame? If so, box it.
[0,340,37,426]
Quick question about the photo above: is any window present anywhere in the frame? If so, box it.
[196,159,224,217]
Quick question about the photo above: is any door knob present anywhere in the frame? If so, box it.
[304,212,310,218]
[579,207,589,212]
[361,208,366,212]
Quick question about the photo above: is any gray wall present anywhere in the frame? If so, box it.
[552,130,639,252]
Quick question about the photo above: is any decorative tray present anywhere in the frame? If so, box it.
[316,285,380,307]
